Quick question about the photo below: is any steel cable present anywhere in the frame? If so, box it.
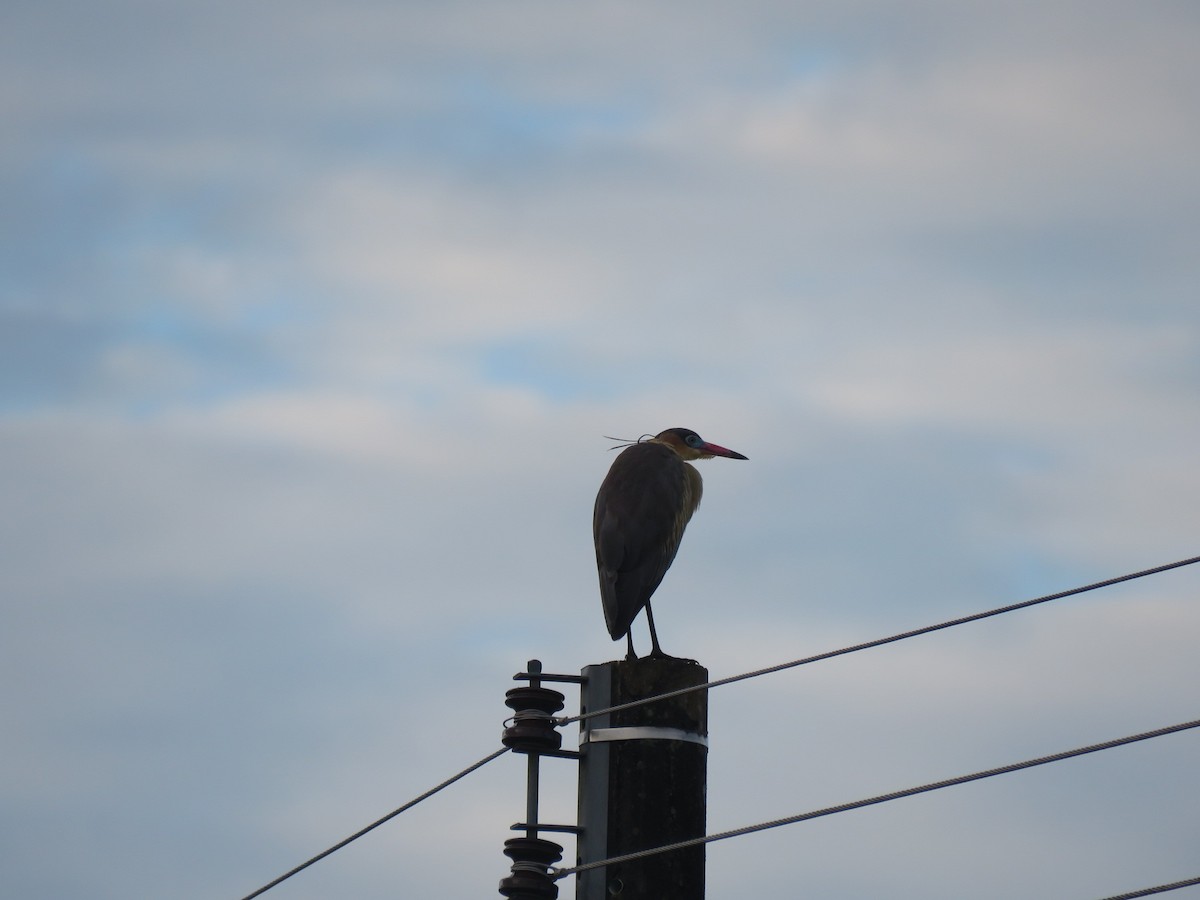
[238,746,510,899]
[239,555,1200,895]
[555,554,1200,727]
[1095,876,1200,899]
[551,717,1200,880]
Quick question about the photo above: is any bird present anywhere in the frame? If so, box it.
[593,427,748,660]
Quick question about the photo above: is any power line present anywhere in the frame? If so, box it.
[555,554,1200,727]
[1096,876,1200,899]
[238,556,1199,896]
[238,746,510,900]
[551,716,1200,880]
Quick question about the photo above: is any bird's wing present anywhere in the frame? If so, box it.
[593,443,698,639]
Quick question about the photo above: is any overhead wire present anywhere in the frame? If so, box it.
[555,554,1200,727]
[238,746,510,900]
[550,717,1200,880]
[1095,876,1200,899]
[235,555,1199,895]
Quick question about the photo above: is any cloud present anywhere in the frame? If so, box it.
[3,2,1200,898]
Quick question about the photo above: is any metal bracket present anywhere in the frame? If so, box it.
[514,668,584,685]
[511,821,583,835]
[580,726,709,748]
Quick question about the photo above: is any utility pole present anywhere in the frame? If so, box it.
[576,657,709,900]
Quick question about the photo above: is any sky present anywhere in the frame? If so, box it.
[3,2,1199,898]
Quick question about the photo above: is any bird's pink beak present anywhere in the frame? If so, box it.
[700,441,748,460]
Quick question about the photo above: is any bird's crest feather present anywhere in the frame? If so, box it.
[603,434,654,451]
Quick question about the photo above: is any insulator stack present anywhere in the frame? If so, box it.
[497,837,563,900]
[501,682,565,753]
[498,660,575,899]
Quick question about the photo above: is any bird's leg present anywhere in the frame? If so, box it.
[644,604,695,662]
[625,631,638,661]
[645,602,667,658]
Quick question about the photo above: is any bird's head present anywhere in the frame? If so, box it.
[654,428,749,462]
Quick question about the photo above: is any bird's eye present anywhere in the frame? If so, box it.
[686,434,702,447]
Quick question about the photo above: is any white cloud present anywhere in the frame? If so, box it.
[4,2,1200,898]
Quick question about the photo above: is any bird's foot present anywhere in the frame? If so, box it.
[647,649,698,665]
